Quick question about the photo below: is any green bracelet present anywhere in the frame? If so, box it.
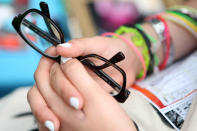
[115,26,150,79]
[135,24,160,67]
[167,10,197,26]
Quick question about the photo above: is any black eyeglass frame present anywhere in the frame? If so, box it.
[12,4,130,103]
[12,8,63,62]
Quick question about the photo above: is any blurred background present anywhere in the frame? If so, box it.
[0,0,185,97]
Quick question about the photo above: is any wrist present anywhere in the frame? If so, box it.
[140,23,165,65]
[121,33,144,79]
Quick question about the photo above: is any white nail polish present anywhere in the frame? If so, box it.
[61,56,72,64]
[44,120,55,131]
[70,97,79,109]
[58,42,72,48]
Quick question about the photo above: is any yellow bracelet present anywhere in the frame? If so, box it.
[167,13,197,33]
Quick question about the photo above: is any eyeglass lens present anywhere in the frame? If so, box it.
[20,12,60,56]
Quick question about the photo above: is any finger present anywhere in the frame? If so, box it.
[50,63,84,109]
[27,86,60,131]
[34,47,78,118]
[56,36,109,57]
[61,58,105,100]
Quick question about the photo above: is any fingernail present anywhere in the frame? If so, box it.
[61,56,72,64]
[58,42,72,48]
[69,97,79,109]
[44,120,55,131]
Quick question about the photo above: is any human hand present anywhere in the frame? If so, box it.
[28,50,137,131]
[57,36,142,91]
[27,35,142,131]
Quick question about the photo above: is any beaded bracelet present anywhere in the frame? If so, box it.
[115,26,150,80]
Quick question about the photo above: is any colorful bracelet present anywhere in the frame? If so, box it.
[161,13,197,39]
[134,25,154,75]
[115,26,150,79]
[170,6,197,21]
[156,15,172,70]
[135,24,160,72]
[167,10,197,26]
[135,24,158,44]
[101,32,147,81]
[166,11,197,33]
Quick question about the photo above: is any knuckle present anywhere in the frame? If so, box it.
[34,70,39,81]
[33,108,45,123]
[27,88,33,103]
[63,59,80,74]
[50,63,60,78]
[69,38,82,44]
[59,84,68,100]
[50,63,57,77]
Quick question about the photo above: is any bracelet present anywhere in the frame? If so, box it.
[167,10,197,26]
[161,13,197,39]
[166,11,197,32]
[156,15,173,69]
[135,24,158,44]
[135,24,161,74]
[134,25,154,75]
[148,16,172,70]
[170,6,197,21]
[115,26,150,79]
[148,18,165,52]
[101,32,147,81]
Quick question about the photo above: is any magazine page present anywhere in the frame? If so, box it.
[132,51,197,131]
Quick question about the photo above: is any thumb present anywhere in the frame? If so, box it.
[56,37,108,58]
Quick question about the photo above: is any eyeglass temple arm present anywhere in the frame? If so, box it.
[39,2,57,39]
[40,2,50,18]
[81,59,129,103]
[22,19,61,45]
[81,59,122,91]
[96,52,125,70]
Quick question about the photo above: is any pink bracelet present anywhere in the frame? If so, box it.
[101,32,147,81]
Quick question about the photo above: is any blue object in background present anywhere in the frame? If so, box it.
[0,0,70,97]
[28,0,71,41]
[0,0,13,4]
[0,47,41,97]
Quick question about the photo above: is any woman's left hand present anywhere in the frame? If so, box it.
[28,49,136,131]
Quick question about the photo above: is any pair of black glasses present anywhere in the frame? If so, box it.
[12,2,130,103]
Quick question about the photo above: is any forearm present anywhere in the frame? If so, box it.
[146,0,197,63]
[142,20,197,64]
[122,0,197,76]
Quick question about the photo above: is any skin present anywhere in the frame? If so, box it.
[27,0,197,130]
[28,37,141,131]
